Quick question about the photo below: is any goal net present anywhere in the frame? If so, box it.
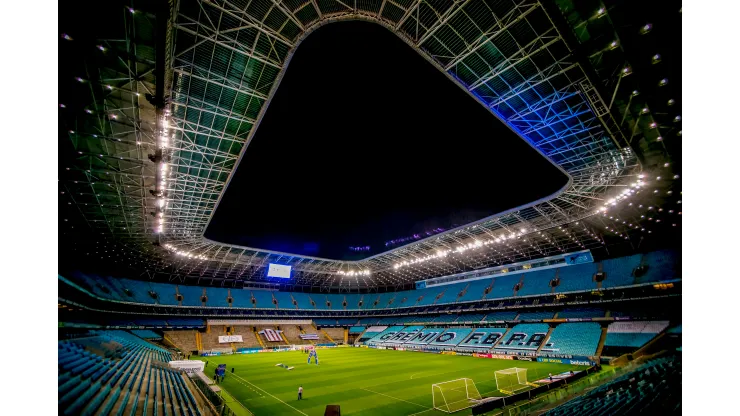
[432,378,482,413]
[495,368,530,395]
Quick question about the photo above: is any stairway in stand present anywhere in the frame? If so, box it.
[535,327,555,355]
[254,328,265,348]
[321,329,335,343]
[195,331,203,351]
[595,326,608,356]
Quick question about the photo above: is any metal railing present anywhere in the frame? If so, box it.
[189,373,253,416]
[487,361,658,416]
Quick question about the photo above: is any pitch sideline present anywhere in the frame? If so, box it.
[360,387,427,408]
[231,372,309,416]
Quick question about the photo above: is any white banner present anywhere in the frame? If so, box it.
[218,335,243,343]
[169,360,205,374]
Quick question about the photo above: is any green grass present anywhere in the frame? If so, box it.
[218,388,252,416]
[194,348,586,416]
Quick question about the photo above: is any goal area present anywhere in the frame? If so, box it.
[432,378,482,413]
[495,368,531,395]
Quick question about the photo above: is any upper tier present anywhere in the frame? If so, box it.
[63,250,678,311]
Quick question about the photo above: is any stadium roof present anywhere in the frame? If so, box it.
[59,0,681,290]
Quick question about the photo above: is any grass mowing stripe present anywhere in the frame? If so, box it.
[192,348,587,415]
[359,387,427,408]
[231,372,308,416]
[406,408,438,416]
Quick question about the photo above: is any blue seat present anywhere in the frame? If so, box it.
[177,285,207,307]
[457,278,493,302]
[494,323,550,352]
[557,308,604,319]
[544,323,601,356]
[65,381,104,415]
[517,310,555,320]
[59,377,92,407]
[604,321,669,348]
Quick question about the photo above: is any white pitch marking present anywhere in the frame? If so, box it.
[360,388,426,408]
[231,373,305,415]
[406,408,438,416]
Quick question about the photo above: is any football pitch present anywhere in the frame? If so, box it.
[194,348,586,416]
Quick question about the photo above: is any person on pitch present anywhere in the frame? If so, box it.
[298,385,303,400]
[307,349,319,365]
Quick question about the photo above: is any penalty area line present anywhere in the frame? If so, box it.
[360,388,426,409]
[406,408,438,416]
[231,373,308,416]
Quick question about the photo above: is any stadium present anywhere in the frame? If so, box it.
[56,1,684,415]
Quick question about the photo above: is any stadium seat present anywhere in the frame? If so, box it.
[553,263,599,293]
[484,311,519,321]
[641,250,678,283]
[291,293,313,309]
[58,330,194,416]
[516,310,555,320]
[165,318,204,327]
[557,308,605,319]
[600,254,642,288]
[604,321,669,348]
[494,323,550,352]
[131,329,162,339]
[456,278,493,302]
[516,268,556,297]
[483,273,521,299]
[249,290,276,308]
[544,323,601,356]
[543,355,681,416]
[271,291,294,309]
[60,250,680,314]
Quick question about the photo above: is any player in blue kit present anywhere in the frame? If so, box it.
[307,349,319,365]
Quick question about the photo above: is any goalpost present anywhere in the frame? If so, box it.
[494,368,532,395]
[432,378,482,413]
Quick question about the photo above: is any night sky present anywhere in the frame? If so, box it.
[205,22,568,260]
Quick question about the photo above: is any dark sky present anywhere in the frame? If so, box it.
[205,21,568,260]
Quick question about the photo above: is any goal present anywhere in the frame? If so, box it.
[495,368,531,395]
[432,378,482,413]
